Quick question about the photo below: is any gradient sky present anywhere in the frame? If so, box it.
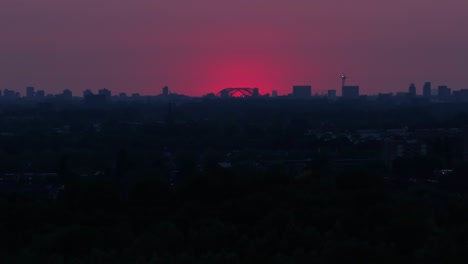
[2,0,468,96]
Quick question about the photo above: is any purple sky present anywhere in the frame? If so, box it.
[2,0,468,96]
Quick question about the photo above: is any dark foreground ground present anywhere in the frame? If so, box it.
[2,168,468,264]
[1,99,468,263]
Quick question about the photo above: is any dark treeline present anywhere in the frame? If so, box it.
[2,164,468,263]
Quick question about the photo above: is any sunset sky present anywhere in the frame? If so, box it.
[1,0,468,96]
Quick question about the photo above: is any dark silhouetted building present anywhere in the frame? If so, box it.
[342,86,359,99]
[98,88,111,98]
[84,88,106,103]
[423,82,431,97]
[62,89,72,99]
[3,89,15,98]
[292,85,312,98]
[26,86,35,98]
[119,92,127,98]
[36,90,45,98]
[378,93,393,102]
[438,85,451,101]
[253,88,259,97]
[408,83,416,97]
[83,89,93,97]
[162,86,169,96]
[328,90,336,98]
[453,89,468,102]
[272,90,278,97]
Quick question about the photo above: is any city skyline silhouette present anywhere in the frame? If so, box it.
[1,0,468,96]
[0,77,463,98]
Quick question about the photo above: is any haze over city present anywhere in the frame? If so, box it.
[2,0,468,96]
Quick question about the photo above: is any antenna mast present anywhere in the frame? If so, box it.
[341,73,347,88]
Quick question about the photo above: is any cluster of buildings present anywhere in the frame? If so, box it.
[0,86,73,100]
[376,82,464,102]
[0,86,171,103]
[284,81,468,102]
[280,84,359,99]
[1,80,468,102]
[415,82,468,102]
[278,74,360,99]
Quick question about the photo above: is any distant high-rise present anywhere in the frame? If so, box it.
[63,89,72,99]
[408,83,416,97]
[98,88,111,98]
[328,90,336,98]
[26,86,35,98]
[292,85,312,98]
[342,86,359,99]
[162,86,169,96]
[252,88,259,97]
[272,90,278,97]
[83,89,93,97]
[423,82,431,97]
[438,86,451,101]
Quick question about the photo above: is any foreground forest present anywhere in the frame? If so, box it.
[1,165,468,264]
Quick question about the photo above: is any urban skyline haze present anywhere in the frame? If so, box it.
[1,0,468,96]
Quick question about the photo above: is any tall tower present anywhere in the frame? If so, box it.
[408,83,416,97]
[341,73,347,88]
[162,86,169,96]
[26,86,35,98]
[423,82,432,97]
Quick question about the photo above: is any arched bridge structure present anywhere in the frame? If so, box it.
[216,87,260,98]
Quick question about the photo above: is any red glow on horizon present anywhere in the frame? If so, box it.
[1,1,468,96]
[178,53,318,96]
